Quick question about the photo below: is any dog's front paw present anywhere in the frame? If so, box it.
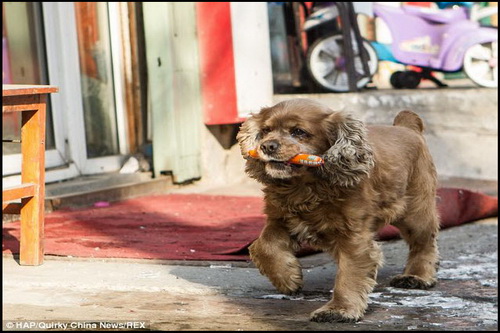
[310,305,363,323]
[258,254,303,295]
[271,255,303,295]
[390,274,436,289]
[249,243,303,295]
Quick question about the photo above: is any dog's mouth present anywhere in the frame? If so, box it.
[267,160,303,170]
[264,159,304,179]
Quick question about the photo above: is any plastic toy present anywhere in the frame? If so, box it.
[248,149,324,167]
[304,2,498,90]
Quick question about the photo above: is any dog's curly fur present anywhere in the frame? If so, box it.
[237,99,440,323]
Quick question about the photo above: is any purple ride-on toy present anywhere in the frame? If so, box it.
[305,2,498,91]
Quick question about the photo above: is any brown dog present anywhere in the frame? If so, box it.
[237,98,440,323]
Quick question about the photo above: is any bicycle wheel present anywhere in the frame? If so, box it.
[306,34,378,92]
[463,40,498,88]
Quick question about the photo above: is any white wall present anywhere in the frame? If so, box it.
[231,2,274,118]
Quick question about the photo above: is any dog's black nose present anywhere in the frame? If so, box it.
[260,140,280,155]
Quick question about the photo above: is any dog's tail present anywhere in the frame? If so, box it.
[393,110,424,134]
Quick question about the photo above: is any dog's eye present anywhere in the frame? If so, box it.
[291,128,308,137]
[261,127,271,136]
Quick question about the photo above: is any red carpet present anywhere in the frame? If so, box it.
[2,188,497,261]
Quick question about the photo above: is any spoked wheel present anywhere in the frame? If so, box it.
[306,34,378,92]
[463,40,498,88]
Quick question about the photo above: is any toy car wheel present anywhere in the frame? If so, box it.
[390,71,405,89]
[306,34,378,92]
[390,71,421,89]
[401,71,421,89]
[463,41,498,88]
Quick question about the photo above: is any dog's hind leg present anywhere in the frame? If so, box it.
[390,193,440,289]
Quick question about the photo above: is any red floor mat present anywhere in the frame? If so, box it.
[2,189,497,261]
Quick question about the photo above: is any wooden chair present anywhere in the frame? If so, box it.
[2,84,58,265]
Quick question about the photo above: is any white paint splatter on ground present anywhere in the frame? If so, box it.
[438,251,498,288]
[370,289,497,323]
[256,294,329,302]
[369,251,498,326]
[254,249,497,328]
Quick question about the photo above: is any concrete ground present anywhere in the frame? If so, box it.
[2,178,498,331]
[2,219,497,331]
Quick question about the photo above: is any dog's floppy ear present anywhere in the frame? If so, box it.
[236,113,261,157]
[319,112,374,187]
[236,113,274,184]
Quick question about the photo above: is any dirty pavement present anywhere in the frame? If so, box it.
[3,215,497,331]
[2,177,498,331]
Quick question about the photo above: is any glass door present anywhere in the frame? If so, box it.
[2,2,70,181]
[2,2,130,185]
[70,1,129,174]
[75,2,121,159]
